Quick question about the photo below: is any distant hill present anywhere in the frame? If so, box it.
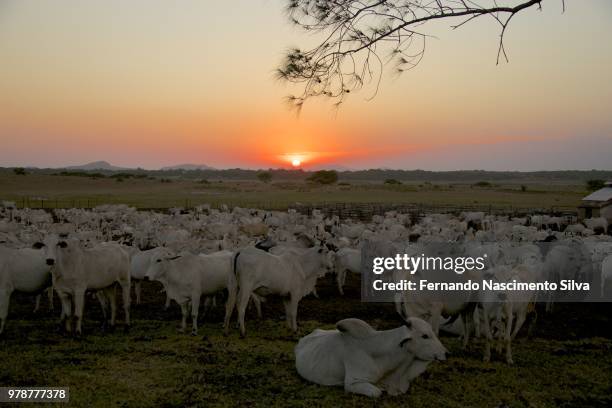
[64,161,128,171]
[161,163,215,171]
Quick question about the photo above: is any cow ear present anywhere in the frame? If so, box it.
[32,242,45,249]
[57,241,68,248]
[399,336,412,347]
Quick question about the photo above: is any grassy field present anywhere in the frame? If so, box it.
[1,172,607,406]
[0,173,586,210]
[1,276,611,407]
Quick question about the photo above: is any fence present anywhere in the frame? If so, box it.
[6,196,578,221]
[288,202,578,221]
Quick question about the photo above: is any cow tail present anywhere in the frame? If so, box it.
[233,251,241,276]
[224,251,240,334]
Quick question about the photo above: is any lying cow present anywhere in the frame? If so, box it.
[0,243,53,335]
[295,317,447,397]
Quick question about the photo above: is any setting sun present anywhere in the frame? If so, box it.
[291,158,301,167]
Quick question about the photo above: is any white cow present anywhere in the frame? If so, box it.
[584,217,608,234]
[0,244,52,335]
[130,247,174,305]
[334,248,361,295]
[295,318,447,397]
[229,245,332,336]
[144,250,236,335]
[44,238,131,335]
[269,245,335,298]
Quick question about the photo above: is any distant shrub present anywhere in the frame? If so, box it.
[307,170,338,185]
[160,178,172,183]
[56,171,105,179]
[521,185,527,192]
[110,172,136,179]
[256,171,272,183]
[384,179,402,185]
[586,179,605,191]
[13,168,27,176]
[198,179,210,184]
[338,182,351,186]
[115,177,124,183]
[473,181,492,188]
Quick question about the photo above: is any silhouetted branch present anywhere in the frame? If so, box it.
[278,0,552,111]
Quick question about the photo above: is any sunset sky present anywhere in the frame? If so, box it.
[1,0,611,170]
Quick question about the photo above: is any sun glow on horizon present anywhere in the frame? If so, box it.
[281,153,309,168]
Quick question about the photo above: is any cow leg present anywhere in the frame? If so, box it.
[503,303,514,364]
[461,310,471,349]
[223,287,237,336]
[0,288,12,336]
[34,294,41,313]
[95,291,109,331]
[106,286,117,328]
[288,295,299,333]
[202,297,212,319]
[429,303,443,336]
[282,299,292,329]
[121,282,130,329]
[191,293,201,336]
[482,307,492,362]
[236,288,251,338]
[164,295,171,310]
[526,308,538,339]
[337,269,345,295]
[47,287,54,311]
[179,303,188,333]
[134,280,141,305]
[345,380,382,398]
[511,307,527,341]
[57,291,72,333]
[73,289,86,336]
[250,295,262,319]
[473,307,481,338]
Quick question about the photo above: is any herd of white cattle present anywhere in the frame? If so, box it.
[1,201,611,397]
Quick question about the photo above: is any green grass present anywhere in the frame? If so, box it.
[1,278,611,407]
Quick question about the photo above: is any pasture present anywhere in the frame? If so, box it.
[0,172,585,210]
[1,174,611,407]
[2,276,611,407]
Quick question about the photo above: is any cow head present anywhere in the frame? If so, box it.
[144,251,178,282]
[399,317,447,362]
[316,244,336,274]
[41,235,60,266]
